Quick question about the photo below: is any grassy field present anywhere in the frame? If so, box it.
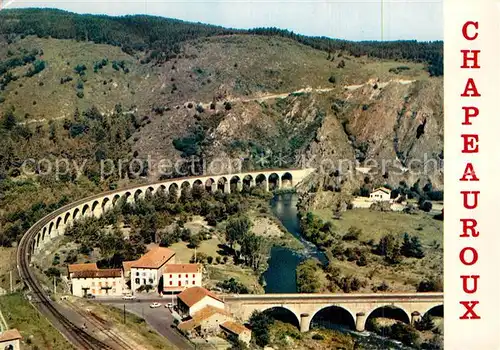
[169,237,223,263]
[205,264,264,294]
[314,208,443,246]
[0,247,19,292]
[0,293,70,350]
[313,208,443,292]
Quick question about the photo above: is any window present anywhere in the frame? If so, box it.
[169,274,172,278]
[185,280,188,285]
[178,274,181,278]
[185,274,188,278]
[148,278,154,284]
[5,344,14,350]
[135,272,139,277]
[135,278,140,284]
[142,272,146,277]
[192,274,195,278]
[192,281,195,285]
[169,281,172,285]
[178,281,181,286]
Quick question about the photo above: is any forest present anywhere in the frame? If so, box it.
[0,8,443,76]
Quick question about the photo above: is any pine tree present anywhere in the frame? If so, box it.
[410,236,425,258]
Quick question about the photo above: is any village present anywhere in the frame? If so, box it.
[66,246,251,347]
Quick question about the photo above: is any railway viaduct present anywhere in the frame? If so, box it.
[223,292,444,332]
[29,168,315,254]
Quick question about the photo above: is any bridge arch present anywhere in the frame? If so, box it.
[242,175,254,189]
[91,200,100,214]
[168,183,179,198]
[310,305,356,331]
[134,189,144,202]
[281,172,293,187]
[217,177,229,193]
[72,208,80,221]
[422,304,443,318]
[205,178,216,192]
[230,176,242,192]
[48,222,54,238]
[81,204,90,218]
[262,306,301,329]
[55,217,62,231]
[101,197,111,213]
[268,173,280,190]
[365,305,411,331]
[255,174,267,189]
[64,212,71,225]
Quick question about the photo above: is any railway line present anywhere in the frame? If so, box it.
[16,204,122,350]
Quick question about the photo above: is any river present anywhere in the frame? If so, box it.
[263,192,327,293]
[262,193,420,350]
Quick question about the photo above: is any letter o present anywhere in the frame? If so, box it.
[459,246,478,265]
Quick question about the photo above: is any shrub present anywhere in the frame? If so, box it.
[343,226,361,241]
[312,333,325,340]
[328,75,336,84]
[207,256,213,264]
[76,91,84,99]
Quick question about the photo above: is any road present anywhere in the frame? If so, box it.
[99,297,194,350]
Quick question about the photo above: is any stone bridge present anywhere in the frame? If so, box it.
[222,292,443,332]
[30,168,315,254]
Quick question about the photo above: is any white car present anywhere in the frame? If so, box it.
[122,295,136,300]
[150,302,161,308]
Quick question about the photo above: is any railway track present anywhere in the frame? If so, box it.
[16,211,120,349]
[63,300,135,350]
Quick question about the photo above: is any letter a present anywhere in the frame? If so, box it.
[461,78,481,97]
[459,163,479,181]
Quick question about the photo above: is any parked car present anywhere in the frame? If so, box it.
[122,294,136,300]
[84,294,95,299]
[150,302,161,308]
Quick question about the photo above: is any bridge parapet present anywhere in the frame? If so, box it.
[222,292,443,332]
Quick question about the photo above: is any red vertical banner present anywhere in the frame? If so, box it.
[444,0,500,348]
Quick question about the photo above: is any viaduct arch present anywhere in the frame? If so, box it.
[25,168,315,254]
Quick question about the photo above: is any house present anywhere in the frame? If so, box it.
[0,329,22,350]
[369,187,391,202]
[177,305,233,338]
[220,321,252,345]
[68,266,124,297]
[67,263,98,279]
[177,286,225,318]
[163,264,202,293]
[123,247,176,292]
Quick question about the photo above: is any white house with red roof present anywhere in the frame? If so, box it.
[163,263,202,293]
[0,329,22,350]
[176,286,225,317]
[123,246,176,292]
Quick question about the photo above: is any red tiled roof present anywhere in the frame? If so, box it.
[220,321,250,335]
[371,187,391,194]
[164,264,200,274]
[68,263,98,273]
[178,286,223,307]
[0,329,22,341]
[72,269,122,279]
[124,247,175,269]
[177,306,230,330]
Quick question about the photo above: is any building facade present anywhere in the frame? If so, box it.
[0,329,22,350]
[177,286,225,318]
[124,247,176,292]
[163,264,202,293]
[369,187,391,201]
[70,269,124,297]
[178,306,233,337]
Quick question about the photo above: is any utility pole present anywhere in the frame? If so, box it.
[53,276,56,296]
[194,247,197,263]
[9,271,12,294]
[123,304,126,324]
